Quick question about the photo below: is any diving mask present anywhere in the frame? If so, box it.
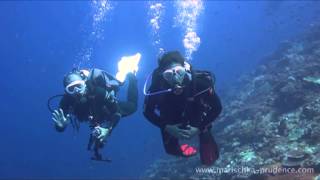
[65,80,86,95]
[162,65,187,86]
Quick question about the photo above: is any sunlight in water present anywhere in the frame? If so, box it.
[91,0,113,40]
[148,2,165,55]
[116,53,141,83]
[77,0,113,68]
[175,0,204,60]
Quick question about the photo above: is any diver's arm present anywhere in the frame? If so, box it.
[125,72,138,110]
[106,113,121,133]
[199,92,222,131]
[143,96,166,129]
[143,70,167,129]
[118,72,138,117]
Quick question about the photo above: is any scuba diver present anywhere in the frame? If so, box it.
[143,51,222,166]
[50,68,138,161]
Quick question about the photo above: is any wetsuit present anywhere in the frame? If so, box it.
[56,68,138,132]
[143,69,222,165]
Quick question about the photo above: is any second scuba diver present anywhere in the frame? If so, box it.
[143,51,222,165]
[51,68,138,161]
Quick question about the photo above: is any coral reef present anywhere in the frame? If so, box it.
[141,26,320,180]
[282,149,306,168]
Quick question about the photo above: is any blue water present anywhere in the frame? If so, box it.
[0,1,319,179]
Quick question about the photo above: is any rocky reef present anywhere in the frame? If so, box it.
[141,26,320,180]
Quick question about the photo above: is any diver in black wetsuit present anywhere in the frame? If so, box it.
[51,68,138,161]
[143,51,222,165]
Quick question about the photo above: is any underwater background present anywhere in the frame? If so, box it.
[0,1,320,179]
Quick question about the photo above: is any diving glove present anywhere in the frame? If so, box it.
[52,108,69,129]
[93,126,111,143]
[165,124,191,139]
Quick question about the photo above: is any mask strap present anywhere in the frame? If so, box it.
[66,80,85,88]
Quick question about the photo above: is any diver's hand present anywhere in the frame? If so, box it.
[94,126,111,143]
[52,108,69,128]
[185,125,200,138]
[164,124,191,139]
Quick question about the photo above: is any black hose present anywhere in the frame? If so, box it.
[47,94,64,113]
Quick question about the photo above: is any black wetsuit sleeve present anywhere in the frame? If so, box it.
[143,95,165,129]
[118,73,138,117]
[143,71,166,129]
[199,91,222,131]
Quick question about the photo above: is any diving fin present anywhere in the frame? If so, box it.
[180,144,197,157]
[199,131,219,166]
